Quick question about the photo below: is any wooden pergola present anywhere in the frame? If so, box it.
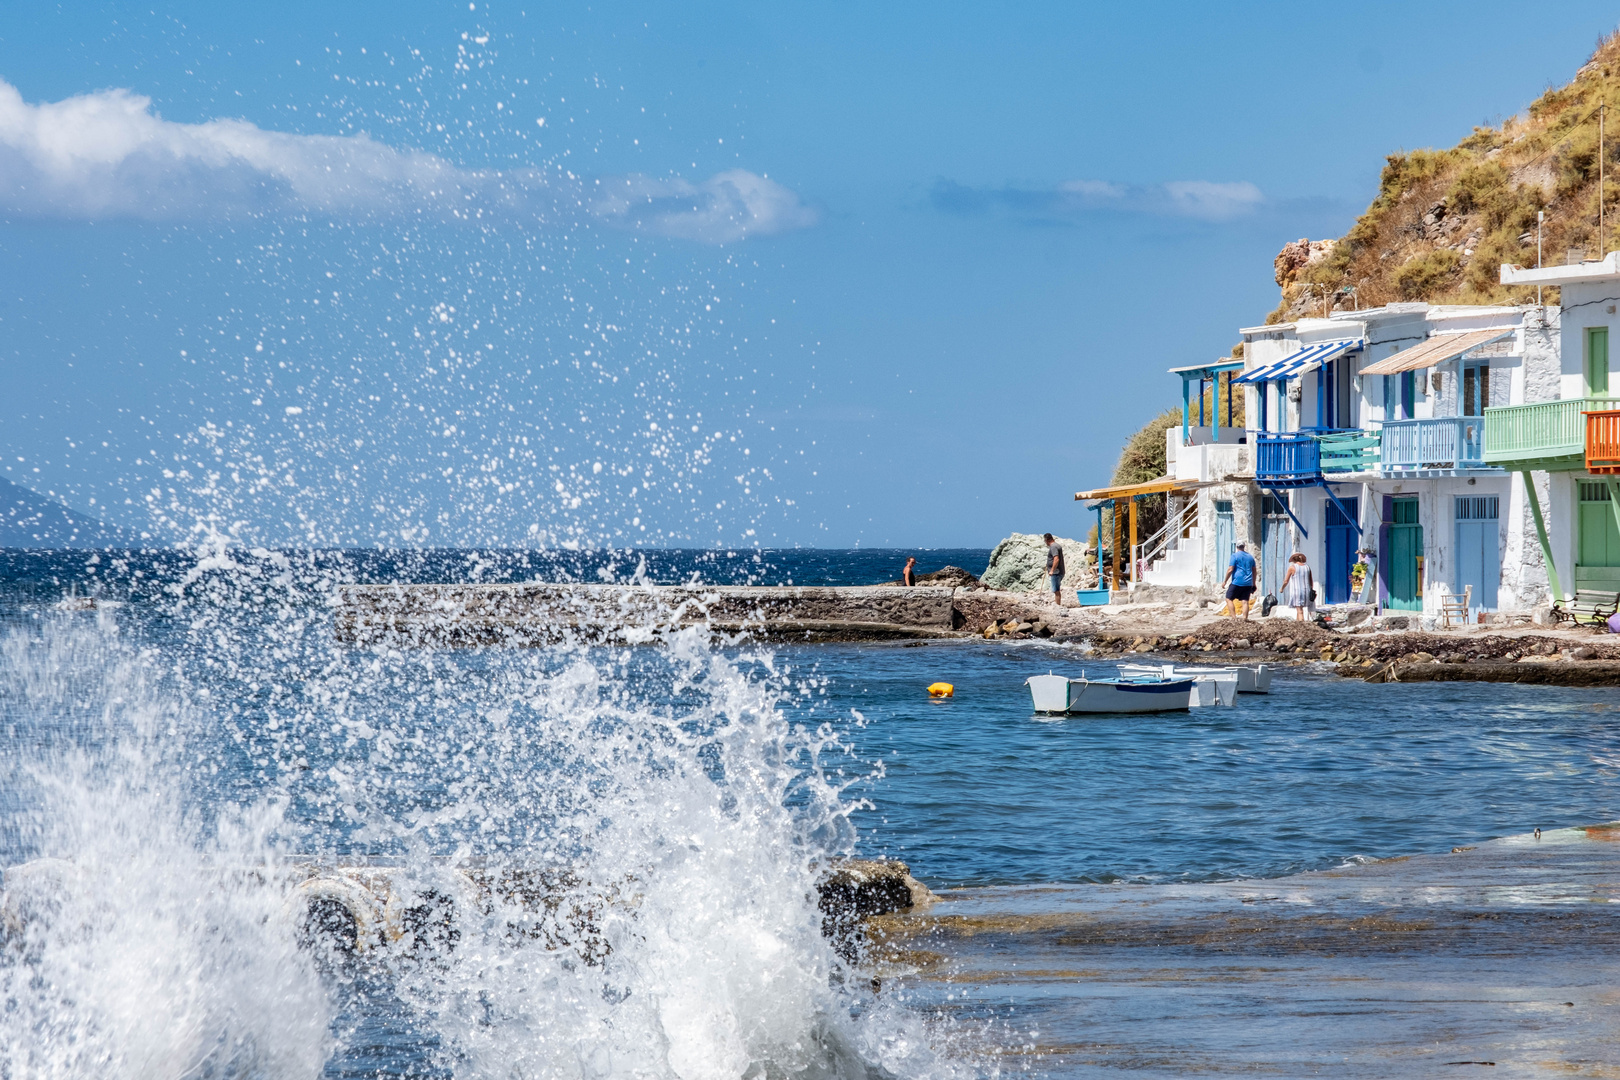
[1074,477,1199,591]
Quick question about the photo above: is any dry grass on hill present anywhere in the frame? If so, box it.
[1272,29,1620,320]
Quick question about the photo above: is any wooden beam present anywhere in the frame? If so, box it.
[1128,497,1139,584]
[1111,506,1122,591]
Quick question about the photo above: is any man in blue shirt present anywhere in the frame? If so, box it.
[1222,540,1258,620]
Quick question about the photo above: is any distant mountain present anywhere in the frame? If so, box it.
[0,477,135,549]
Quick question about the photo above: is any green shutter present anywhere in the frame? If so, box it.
[1588,327,1610,396]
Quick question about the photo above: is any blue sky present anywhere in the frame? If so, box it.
[3,1,1618,548]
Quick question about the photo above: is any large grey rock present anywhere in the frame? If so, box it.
[981,533,1091,594]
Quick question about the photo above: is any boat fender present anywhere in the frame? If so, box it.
[927,682,954,698]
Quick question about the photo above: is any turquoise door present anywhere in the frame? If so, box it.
[1260,496,1289,597]
[1453,496,1500,611]
[1388,497,1423,611]
[1214,501,1234,584]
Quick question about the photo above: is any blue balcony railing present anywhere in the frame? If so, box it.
[1255,432,1322,487]
[1380,416,1489,471]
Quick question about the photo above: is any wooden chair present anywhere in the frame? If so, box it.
[1438,585,1472,628]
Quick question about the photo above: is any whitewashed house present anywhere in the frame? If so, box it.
[1135,302,1559,619]
[1493,255,1620,610]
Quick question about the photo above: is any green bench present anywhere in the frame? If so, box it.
[1558,567,1620,625]
[1558,590,1620,626]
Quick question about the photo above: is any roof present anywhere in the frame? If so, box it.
[1167,359,1245,378]
[1233,338,1364,385]
[1500,252,1620,286]
[1073,476,1199,503]
[1358,328,1515,376]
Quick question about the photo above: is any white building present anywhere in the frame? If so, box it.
[1495,255,1620,608]
[1137,302,1559,619]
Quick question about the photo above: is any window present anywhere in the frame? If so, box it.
[1393,371,1416,419]
[1587,327,1610,397]
[1462,363,1490,416]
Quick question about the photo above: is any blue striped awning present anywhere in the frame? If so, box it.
[1232,338,1364,384]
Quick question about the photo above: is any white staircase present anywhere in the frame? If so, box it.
[1138,500,1203,588]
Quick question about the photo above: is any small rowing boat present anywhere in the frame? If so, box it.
[1026,673,1198,714]
[1116,662,1273,694]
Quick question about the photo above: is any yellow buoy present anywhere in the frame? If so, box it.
[927,682,954,698]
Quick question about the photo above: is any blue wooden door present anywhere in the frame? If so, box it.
[1323,497,1359,604]
[1214,501,1233,584]
[1453,496,1500,611]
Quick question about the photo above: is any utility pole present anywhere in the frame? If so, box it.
[1601,103,1607,258]
[1538,209,1544,306]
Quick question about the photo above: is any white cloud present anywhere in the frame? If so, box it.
[931,176,1265,223]
[1056,179,1127,200]
[591,169,818,243]
[1161,180,1264,221]
[0,79,814,243]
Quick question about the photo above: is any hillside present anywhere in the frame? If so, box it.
[0,478,132,548]
[1271,30,1620,320]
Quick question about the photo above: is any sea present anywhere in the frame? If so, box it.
[4,545,1620,1078]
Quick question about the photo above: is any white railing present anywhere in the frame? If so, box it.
[1133,497,1199,579]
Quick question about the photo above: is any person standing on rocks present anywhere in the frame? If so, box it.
[1044,533,1065,605]
[1222,541,1258,620]
[902,556,918,586]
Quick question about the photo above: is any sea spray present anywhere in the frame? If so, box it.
[1,556,971,1078]
[0,613,332,1079]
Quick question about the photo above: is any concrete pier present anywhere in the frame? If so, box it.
[333,583,963,645]
[871,824,1620,1076]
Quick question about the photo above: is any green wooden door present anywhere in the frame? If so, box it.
[1588,327,1610,397]
[1577,482,1620,594]
[1578,484,1620,565]
[1388,497,1424,611]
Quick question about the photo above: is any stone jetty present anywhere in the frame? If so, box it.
[871,823,1620,1074]
[334,583,963,645]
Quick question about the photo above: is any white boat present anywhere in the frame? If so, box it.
[1117,662,1273,694]
[1026,673,1197,714]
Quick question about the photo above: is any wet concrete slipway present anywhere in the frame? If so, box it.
[876,825,1620,1077]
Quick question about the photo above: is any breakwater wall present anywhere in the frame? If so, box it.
[334,584,963,645]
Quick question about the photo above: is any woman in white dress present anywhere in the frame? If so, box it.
[1280,551,1313,622]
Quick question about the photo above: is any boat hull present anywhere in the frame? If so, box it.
[1026,674,1195,714]
[1118,662,1272,694]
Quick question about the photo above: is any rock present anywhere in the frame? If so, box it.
[1275,637,1295,650]
[982,533,1090,594]
[1570,646,1596,660]
[1274,237,1337,287]
[878,565,982,589]
[817,858,934,963]
[1231,638,1251,650]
